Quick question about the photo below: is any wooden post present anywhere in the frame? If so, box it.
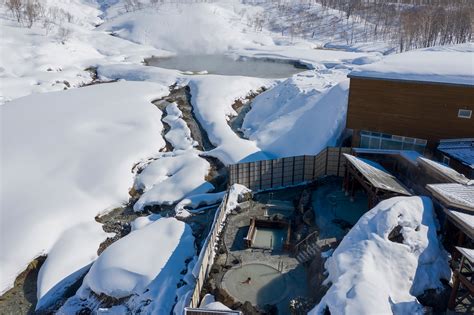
[270,160,274,188]
[302,155,306,182]
[324,148,329,175]
[292,156,296,185]
[281,159,285,187]
[350,175,355,202]
[448,256,465,310]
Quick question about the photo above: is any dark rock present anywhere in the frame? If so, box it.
[238,301,262,314]
[388,225,404,244]
[77,307,92,315]
[416,283,451,312]
[238,191,253,203]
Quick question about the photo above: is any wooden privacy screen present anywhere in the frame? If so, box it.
[228,147,351,191]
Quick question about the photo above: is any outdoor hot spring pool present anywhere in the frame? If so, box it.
[146,54,308,78]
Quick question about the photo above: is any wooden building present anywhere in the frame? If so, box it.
[346,48,474,153]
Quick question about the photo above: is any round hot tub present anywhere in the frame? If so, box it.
[222,262,287,306]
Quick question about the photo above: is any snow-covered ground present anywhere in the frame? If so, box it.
[1,0,461,312]
[0,81,168,295]
[310,196,451,315]
[133,150,214,211]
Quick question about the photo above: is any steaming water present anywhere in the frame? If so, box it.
[252,227,286,250]
[146,54,307,78]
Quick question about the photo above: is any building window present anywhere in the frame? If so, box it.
[442,155,450,166]
[359,131,427,154]
[458,109,472,119]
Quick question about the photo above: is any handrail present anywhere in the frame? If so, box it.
[294,230,319,253]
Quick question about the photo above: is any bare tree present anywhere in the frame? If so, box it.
[24,0,41,28]
[6,0,23,23]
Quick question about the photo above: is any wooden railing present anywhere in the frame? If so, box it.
[294,230,319,254]
[188,192,230,308]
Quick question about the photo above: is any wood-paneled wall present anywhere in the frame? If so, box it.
[347,77,474,148]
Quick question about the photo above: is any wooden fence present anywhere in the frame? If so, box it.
[188,192,230,308]
[228,147,351,191]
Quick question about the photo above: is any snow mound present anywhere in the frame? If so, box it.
[175,192,227,219]
[201,294,232,311]
[36,222,109,311]
[243,71,349,158]
[133,151,214,210]
[79,217,194,299]
[163,102,197,151]
[0,81,168,294]
[310,196,451,315]
[58,216,196,314]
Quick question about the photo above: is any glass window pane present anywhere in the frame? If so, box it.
[381,139,403,150]
[360,135,370,148]
[369,137,381,149]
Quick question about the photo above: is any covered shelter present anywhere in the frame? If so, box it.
[448,247,473,312]
[418,157,473,185]
[426,183,474,252]
[343,154,411,208]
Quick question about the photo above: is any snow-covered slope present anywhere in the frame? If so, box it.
[310,196,451,315]
[98,2,274,54]
[0,81,168,295]
[243,70,350,158]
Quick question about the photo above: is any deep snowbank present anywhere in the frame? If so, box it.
[81,217,194,298]
[243,71,350,158]
[60,216,195,314]
[0,81,168,295]
[310,196,451,315]
[36,222,109,310]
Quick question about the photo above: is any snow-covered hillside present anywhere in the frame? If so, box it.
[1,0,462,313]
[0,81,168,295]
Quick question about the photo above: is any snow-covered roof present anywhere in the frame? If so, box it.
[418,157,473,185]
[427,183,474,213]
[349,43,474,86]
[438,138,474,169]
[456,247,474,263]
[445,210,474,240]
[344,154,411,196]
